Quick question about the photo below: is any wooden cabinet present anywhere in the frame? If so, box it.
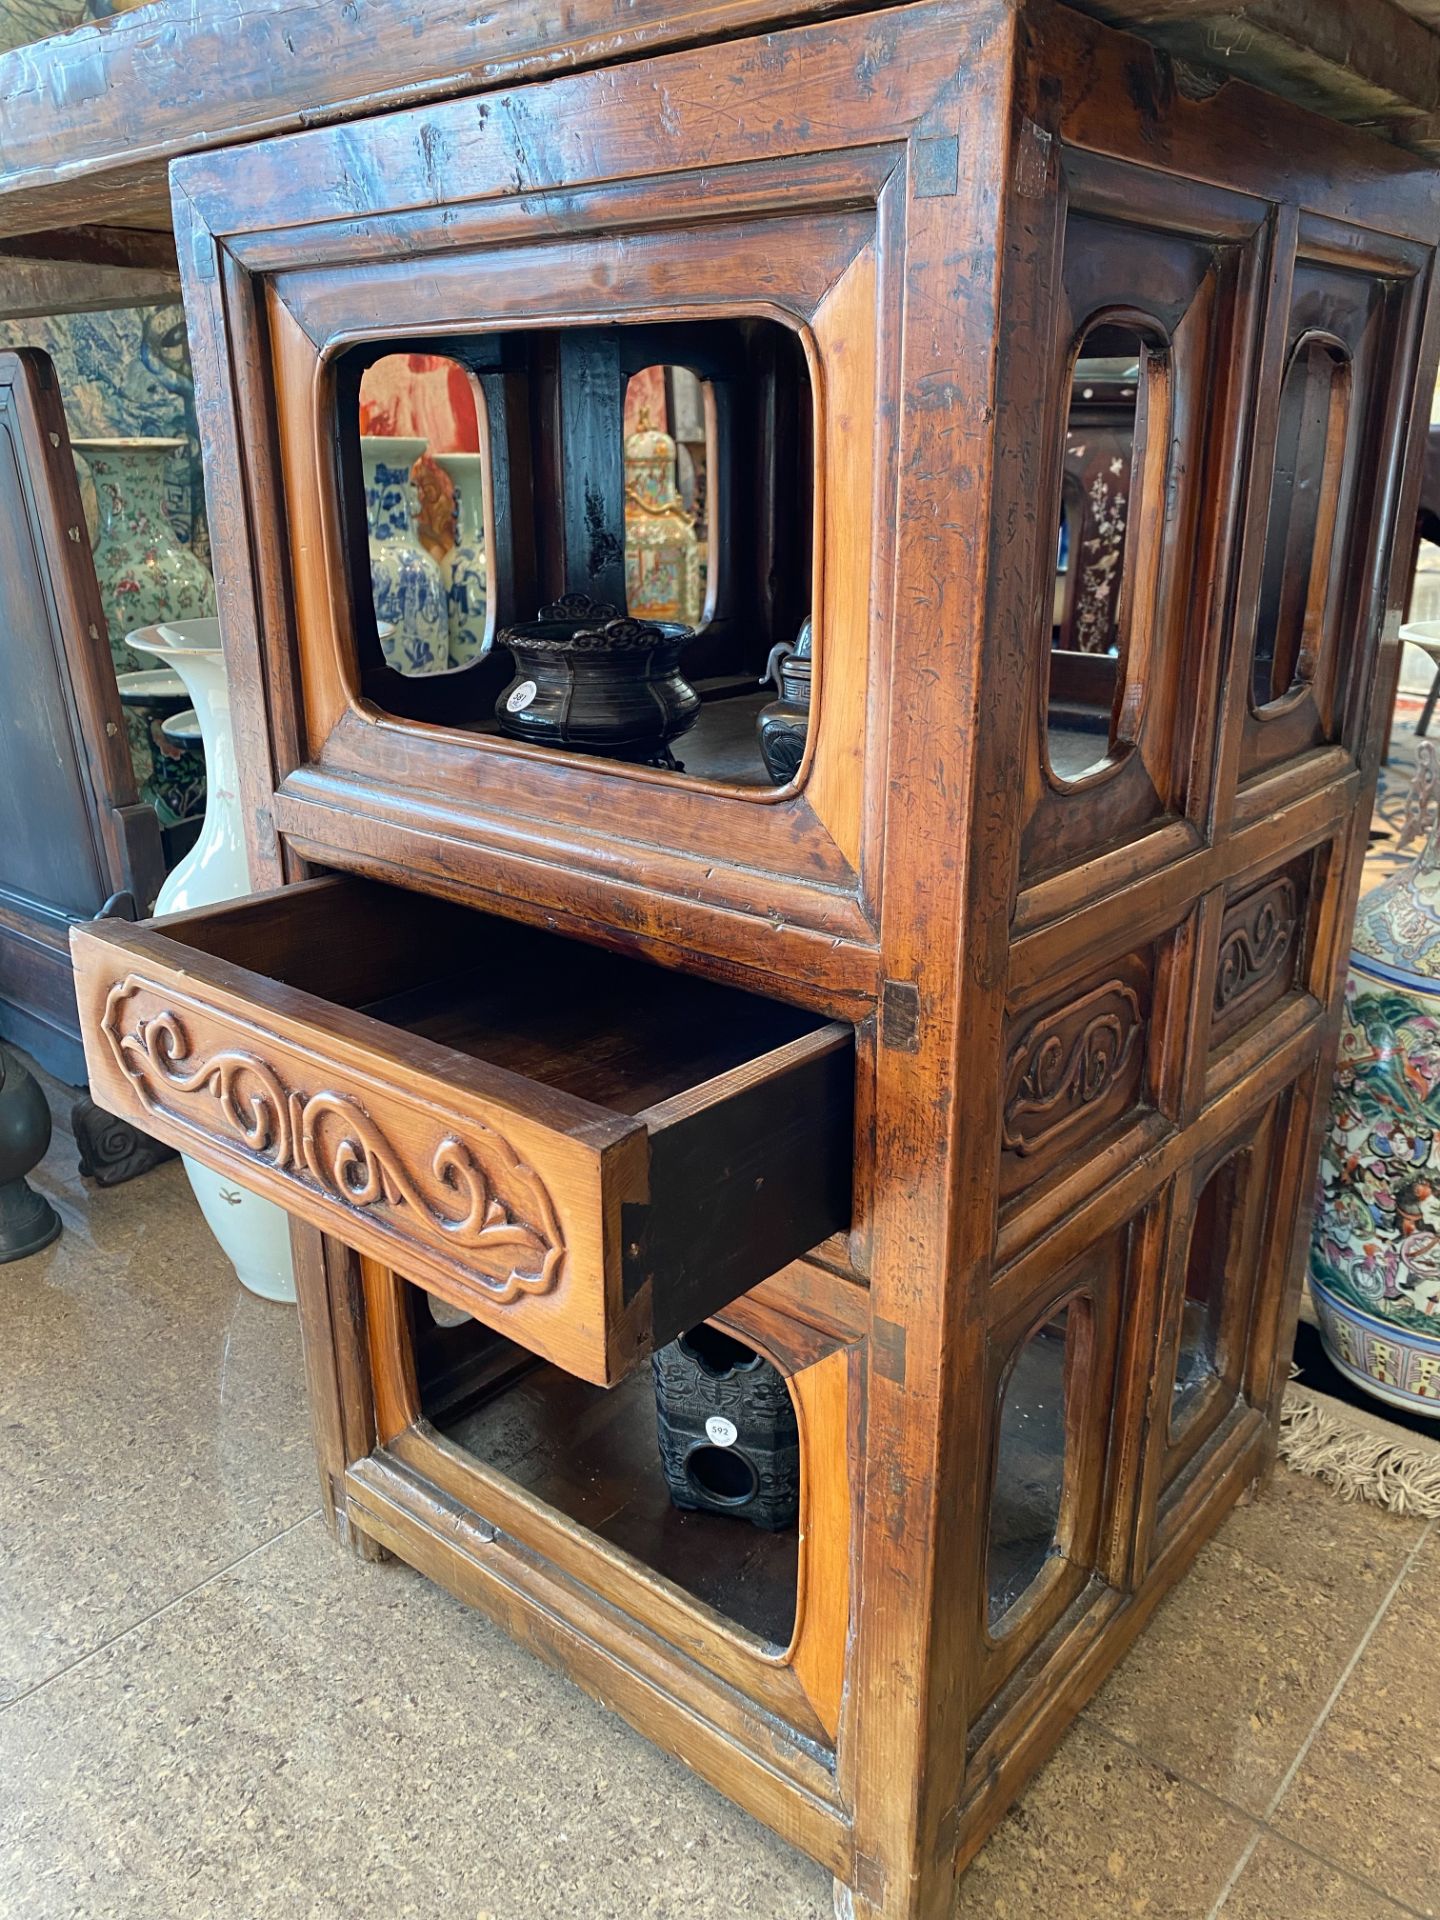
[58,0,1440,1912]
[0,348,164,1082]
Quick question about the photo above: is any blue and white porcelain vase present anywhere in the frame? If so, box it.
[437,453,489,668]
[361,436,448,676]
[126,619,296,1305]
[1310,742,1440,1414]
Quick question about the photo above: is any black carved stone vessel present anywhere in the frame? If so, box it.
[495,594,699,764]
[757,615,812,785]
[652,1323,800,1532]
[0,1044,61,1262]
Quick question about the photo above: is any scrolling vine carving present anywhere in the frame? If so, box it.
[1214,877,1298,1025]
[100,983,564,1301]
[1003,979,1143,1156]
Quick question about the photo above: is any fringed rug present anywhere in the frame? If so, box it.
[1279,1379,1440,1518]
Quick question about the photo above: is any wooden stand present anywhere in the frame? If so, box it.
[33,0,1440,1911]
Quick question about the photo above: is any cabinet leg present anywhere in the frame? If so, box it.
[290,1220,389,1559]
[331,1496,391,1563]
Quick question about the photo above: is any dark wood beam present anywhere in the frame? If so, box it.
[0,226,180,318]
[0,0,866,239]
[1071,0,1440,146]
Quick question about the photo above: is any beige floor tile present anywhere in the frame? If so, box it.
[0,1138,318,1702]
[1271,1530,1440,1917]
[956,1721,1255,1918]
[1217,1467,1427,1597]
[1086,1470,1413,1814]
[0,1516,831,1920]
[1219,1833,1416,1920]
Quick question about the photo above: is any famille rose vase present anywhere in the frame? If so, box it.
[436,453,489,668]
[361,436,448,676]
[623,413,702,626]
[73,438,216,793]
[1310,742,1440,1415]
[126,619,296,1305]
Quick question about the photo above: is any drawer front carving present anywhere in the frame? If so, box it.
[101,978,565,1303]
[83,967,601,1328]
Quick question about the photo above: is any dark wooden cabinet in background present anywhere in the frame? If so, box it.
[0,348,164,1083]
[31,0,1440,1912]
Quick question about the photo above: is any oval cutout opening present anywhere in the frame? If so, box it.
[623,364,712,629]
[1046,321,1169,784]
[356,353,490,678]
[987,1300,1082,1632]
[1171,1146,1252,1435]
[1252,334,1352,712]
[334,319,813,786]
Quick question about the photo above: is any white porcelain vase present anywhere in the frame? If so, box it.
[126,618,296,1304]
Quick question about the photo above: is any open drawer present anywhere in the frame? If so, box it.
[71,876,853,1384]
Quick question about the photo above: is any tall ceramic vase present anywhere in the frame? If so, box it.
[72,439,216,795]
[1310,742,1440,1414]
[361,436,448,675]
[623,413,702,625]
[125,619,296,1304]
[436,453,489,668]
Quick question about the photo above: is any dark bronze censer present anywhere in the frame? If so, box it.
[495,594,699,767]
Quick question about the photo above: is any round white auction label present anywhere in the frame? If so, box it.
[505,680,539,713]
[705,1416,739,1448]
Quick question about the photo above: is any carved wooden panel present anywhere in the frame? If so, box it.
[999,954,1152,1203]
[68,920,648,1382]
[97,968,573,1291]
[1209,857,1311,1053]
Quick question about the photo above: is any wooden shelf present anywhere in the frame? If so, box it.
[437,1355,801,1648]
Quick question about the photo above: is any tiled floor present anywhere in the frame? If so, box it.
[3,1096,1437,1919]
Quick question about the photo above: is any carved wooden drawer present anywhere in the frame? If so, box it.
[71,875,853,1384]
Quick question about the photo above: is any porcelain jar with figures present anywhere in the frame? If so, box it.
[361,435,448,675]
[1310,741,1440,1414]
